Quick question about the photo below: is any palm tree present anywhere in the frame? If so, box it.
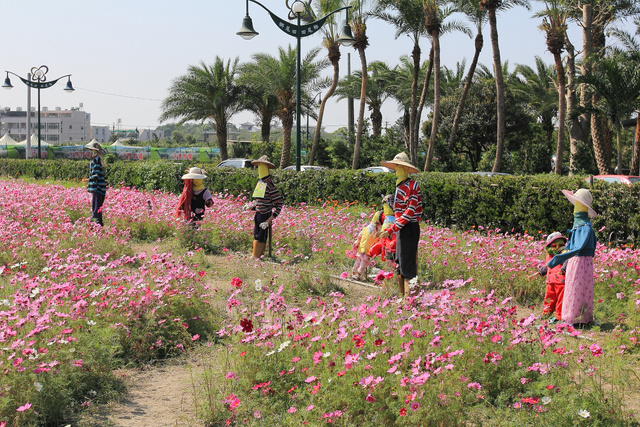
[373,0,427,165]
[237,83,279,143]
[348,0,373,169]
[513,58,557,149]
[160,57,243,160]
[536,0,568,175]
[479,0,530,172]
[581,51,640,174]
[240,46,327,168]
[448,0,487,151]
[335,61,396,136]
[308,0,345,165]
[423,0,471,171]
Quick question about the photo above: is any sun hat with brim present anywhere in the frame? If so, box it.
[561,188,597,217]
[84,141,106,155]
[545,231,567,247]
[251,155,276,169]
[181,167,207,180]
[381,152,419,174]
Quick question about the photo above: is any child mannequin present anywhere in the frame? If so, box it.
[533,232,567,323]
[368,194,396,262]
[351,211,383,281]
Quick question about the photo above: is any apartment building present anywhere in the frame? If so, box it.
[0,106,90,145]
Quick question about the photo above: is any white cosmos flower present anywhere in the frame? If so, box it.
[541,396,551,405]
[578,409,590,418]
[255,279,263,291]
[34,382,43,392]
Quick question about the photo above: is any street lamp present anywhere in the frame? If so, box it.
[3,65,74,159]
[306,91,322,147]
[237,0,354,171]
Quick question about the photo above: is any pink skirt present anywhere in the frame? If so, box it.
[561,256,594,324]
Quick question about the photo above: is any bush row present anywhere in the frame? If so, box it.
[1,159,637,246]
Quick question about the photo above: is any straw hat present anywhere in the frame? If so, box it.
[251,155,275,169]
[381,152,419,174]
[84,141,106,155]
[181,167,207,180]
[545,231,567,247]
[561,188,597,217]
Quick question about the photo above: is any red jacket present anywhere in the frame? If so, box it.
[543,253,565,286]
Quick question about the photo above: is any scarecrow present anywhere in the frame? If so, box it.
[176,167,214,224]
[84,141,107,226]
[379,152,423,298]
[350,210,383,281]
[245,156,283,258]
[532,231,568,323]
[547,189,598,326]
[369,194,396,262]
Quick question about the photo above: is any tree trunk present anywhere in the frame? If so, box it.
[630,114,640,175]
[424,31,441,172]
[488,7,505,173]
[553,52,566,175]
[408,42,421,167]
[448,31,483,150]
[352,46,368,170]
[215,119,229,160]
[310,44,340,165]
[279,113,294,168]
[261,118,271,143]
[616,122,623,174]
[371,108,382,137]
[564,37,586,175]
[413,47,434,165]
[591,108,610,174]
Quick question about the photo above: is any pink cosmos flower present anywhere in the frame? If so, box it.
[288,407,297,413]
[410,402,420,411]
[16,403,32,412]
[306,405,315,411]
[366,394,376,402]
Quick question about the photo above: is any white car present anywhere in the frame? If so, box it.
[363,166,393,173]
[282,165,327,171]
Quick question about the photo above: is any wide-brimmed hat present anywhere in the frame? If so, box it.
[561,188,597,217]
[251,155,275,169]
[381,152,419,174]
[545,231,567,247]
[181,167,207,180]
[84,141,106,155]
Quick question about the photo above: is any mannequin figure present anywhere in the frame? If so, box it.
[380,152,422,298]
[246,156,283,258]
[84,141,107,226]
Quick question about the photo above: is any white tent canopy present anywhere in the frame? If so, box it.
[18,134,49,147]
[0,133,18,145]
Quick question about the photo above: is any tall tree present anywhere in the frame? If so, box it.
[237,82,279,143]
[309,0,345,165]
[448,0,487,151]
[537,0,569,174]
[373,0,427,165]
[513,58,557,149]
[240,46,327,168]
[581,51,640,174]
[335,61,396,136]
[160,57,243,160]
[349,0,372,169]
[479,0,530,172]
[423,0,471,171]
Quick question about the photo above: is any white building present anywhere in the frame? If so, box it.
[90,125,111,143]
[0,106,90,145]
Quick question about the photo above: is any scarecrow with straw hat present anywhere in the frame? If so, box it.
[176,167,214,225]
[244,156,283,258]
[379,152,423,298]
[547,188,598,327]
[84,141,107,226]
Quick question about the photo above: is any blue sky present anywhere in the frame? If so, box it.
[1,0,636,133]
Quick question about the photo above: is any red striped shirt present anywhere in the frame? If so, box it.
[390,178,422,232]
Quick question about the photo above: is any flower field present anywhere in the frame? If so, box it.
[0,178,639,426]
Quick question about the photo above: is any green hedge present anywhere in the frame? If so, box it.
[1,159,638,246]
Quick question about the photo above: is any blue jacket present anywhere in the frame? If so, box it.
[548,213,597,268]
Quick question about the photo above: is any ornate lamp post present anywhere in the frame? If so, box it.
[3,65,74,159]
[237,0,354,171]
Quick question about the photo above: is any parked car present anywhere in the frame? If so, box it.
[216,158,256,169]
[586,175,640,186]
[465,171,513,177]
[362,166,393,173]
[282,165,327,171]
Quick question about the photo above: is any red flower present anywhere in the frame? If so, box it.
[399,407,407,416]
[240,318,253,333]
[198,271,206,278]
[231,277,243,288]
